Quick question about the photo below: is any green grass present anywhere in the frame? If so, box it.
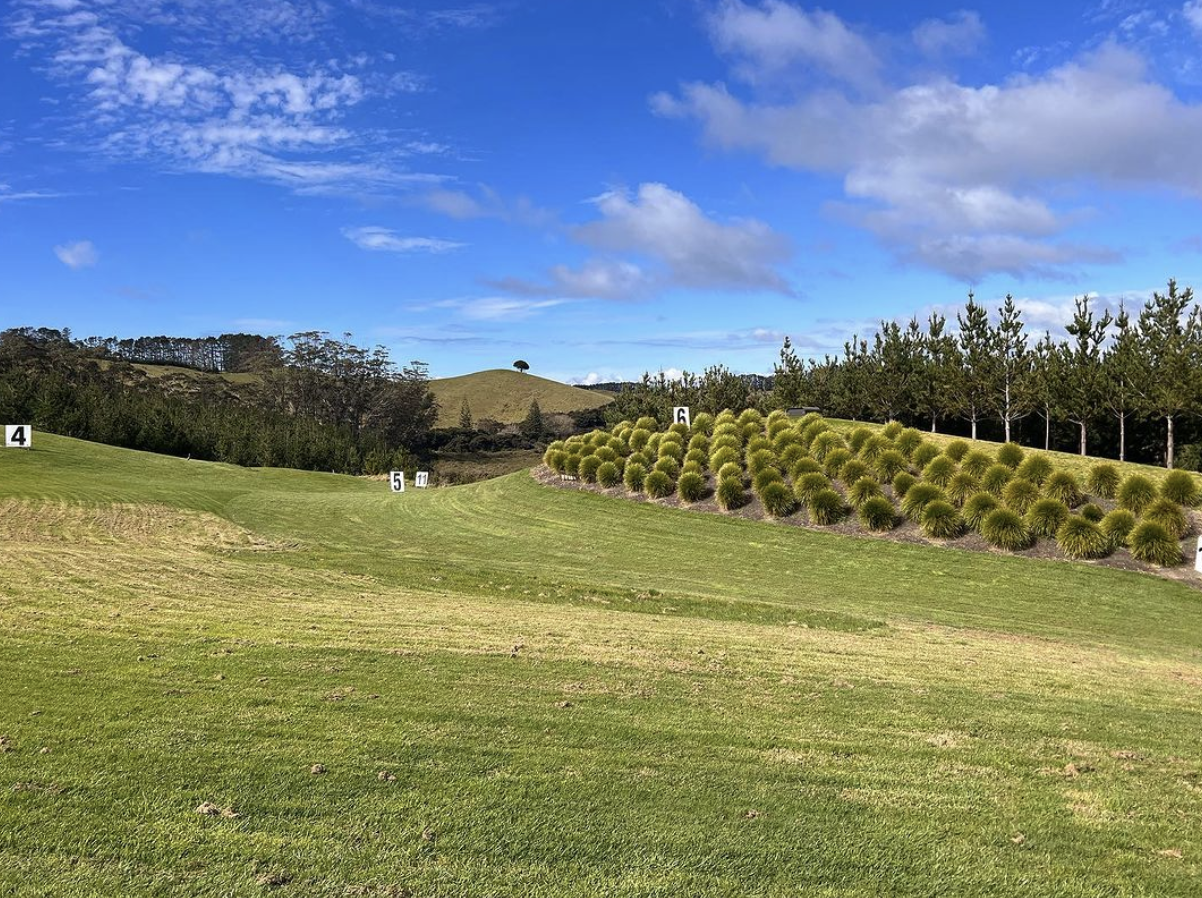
[428,368,613,426]
[2,435,1202,895]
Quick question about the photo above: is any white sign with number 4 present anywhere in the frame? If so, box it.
[389,471,405,493]
[4,425,31,449]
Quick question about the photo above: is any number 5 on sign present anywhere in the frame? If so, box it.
[4,425,31,449]
[389,471,405,493]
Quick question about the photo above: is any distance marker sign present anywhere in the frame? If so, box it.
[672,406,691,428]
[4,425,31,449]
[389,471,405,493]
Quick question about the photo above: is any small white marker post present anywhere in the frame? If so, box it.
[672,406,691,428]
[1196,536,1202,574]
[415,472,429,488]
[4,425,32,449]
[389,471,405,493]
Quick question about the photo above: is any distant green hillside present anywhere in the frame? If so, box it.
[430,368,612,426]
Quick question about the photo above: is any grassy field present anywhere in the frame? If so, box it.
[429,369,612,427]
[2,434,1201,896]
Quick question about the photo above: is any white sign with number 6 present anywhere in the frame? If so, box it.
[4,425,31,449]
[389,471,405,493]
[672,406,691,428]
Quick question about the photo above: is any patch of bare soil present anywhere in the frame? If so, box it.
[533,466,1202,590]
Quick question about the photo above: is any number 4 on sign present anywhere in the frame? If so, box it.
[389,471,405,493]
[4,425,31,449]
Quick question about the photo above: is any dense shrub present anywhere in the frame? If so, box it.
[738,408,763,427]
[594,446,619,464]
[596,461,621,488]
[742,422,763,442]
[1118,475,1158,514]
[772,430,802,455]
[1079,503,1105,523]
[920,500,963,539]
[753,467,784,494]
[943,440,970,462]
[716,475,747,511]
[643,470,674,499]
[691,412,714,435]
[677,471,707,503]
[947,471,979,507]
[687,434,710,454]
[859,434,893,464]
[627,451,650,470]
[1144,498,1191,539]
[1100,509,1137,547]
[653,457,680,479]
[961,450,994,478]
[849,476,883,508]
[1084,463,1120,500]
[1128,521,1184,566]
[892,471,917,499]
[628,428,652,452]
[713,422,741,441]
[808,488,847,525]
[981,464,1013,497]
[634,416,658,432]
[874,449,908,482]
[746,435,773,456]
[1043,470,1082,507]
[718,462,743,482]
[1161,470,1201,507]
[564,454,581,476]
[800,420,829,448]
[646,434,661,455]
[811,431,847,462]
[667,421,690,440]
[623,460,649,492]
[922,455,957,487]
[780,444,806,470]
[1002,478,1041,515]
[901,482,946,521]
[996,442,1025,468]
[766,416,792,440]
[823,448,854,478]
[797,412,823,430]
[545,449,568,473]
[1015,454,1053,486]
[794,472,832,506]
[1056,516,1112,560]
[791,457,822,478]
[682,460,702,476]
[895,428,924,458]
[747,448,778,475]
[709,446,740,472]
[759,481,796,518]
[910,442,940,470]
[963,492,1000,531]
[657,440,683,462]
[839,459,871,486]
[981,508,1034,551]
[685,448,707,468]
[847,426,873,453]
[1026,498,1069,539]
[858,495,897,532]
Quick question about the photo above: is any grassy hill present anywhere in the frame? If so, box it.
[2,434,1201,895]
[429,368,612,427]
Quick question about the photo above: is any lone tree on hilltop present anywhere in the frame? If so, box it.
[513,359,530,374]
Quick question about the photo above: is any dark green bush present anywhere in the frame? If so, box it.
[1118,475,1157,514]
[996,442,1025,468]
[780,444,806,470]
[653,457,680,479]
[981,464,1013,497]
[545,449,568,473]
[849,476,883,508]
[874,449,908,482]
[961,450,994,478]
[753,467,784,494]
[1026,498,1069,539]
[901,482,946,521]
[1084,463,1120,500]
[681,460,703,476]
[947,471,979,507]
[808,488,847,525]
[963,492,1000,531]
[643,470,674,499]
[716,475,747,511]
[823,448,854,478]
[811,431,847,462]
[1143,498,1191,539]
[596,461,622,488]
[677,471,706,503]
[684,448,707,468]
[709,446,740,472]
[892,471,917,499]
[628,428,652,452]
[1056,516,1112,560]
[981,508,1034,551]
[623,462,647,492]
[920,500,963,539]
[883,420,904,439]
[1079,503,1105,523]
[943,440,970,462]
[1100,509,1136,547]
[759,481,796,518]
[895,429,924,458]
[1161,470,1201,507]
[839,459,871,486]
[1015,454,1053,486]
[564,454,581,476]
[1002,478,1041,515]
[747,448,778,475]
[1128,521,1184,566]
[790,457,822,478]
[858,495,897,532]
[717,462,743,482]
[794,472,831,505]
[1043,470,1082,507]
[910,442,941,470]
[921,455,957,487]
[858,434,893,464]
[847,426,873,453]
[657,440,683,462]
[687,434,710,455]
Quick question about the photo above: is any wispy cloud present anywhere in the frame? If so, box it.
[54,238,98,268]
[0,183,67,204]
[415,296,568,321]
[343,226,465,254]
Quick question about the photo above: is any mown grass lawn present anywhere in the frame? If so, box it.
[1,434,1200,896]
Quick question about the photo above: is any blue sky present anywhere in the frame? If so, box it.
[3,0,1202,383]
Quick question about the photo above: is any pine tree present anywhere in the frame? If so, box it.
[992,295,1031,443]
[459,397,473,430]
[954,292,996,440]
[1057,295,1112,456]
[771,336,807,408]
[1028,332,1058,451]
[1133,279,1202,468]
[521,398,545,441]
[1101,304,1138,462]
[865,320,920,422]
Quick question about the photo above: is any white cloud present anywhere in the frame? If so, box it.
[1186,1,1202,34]
[342,226,465,254]
[655,35,1202,280]
[0,184,66,203]
[912,11,986,57]
[418,296,567,321]
[418,186,555,226]
[54,239,98,268]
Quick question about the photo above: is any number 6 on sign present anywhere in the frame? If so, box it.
[672,406,691,428]
[5,425,31,449]
[389,471,405,493]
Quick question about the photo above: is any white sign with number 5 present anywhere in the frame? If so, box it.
[4,425,31,449]
[389,471,405,493]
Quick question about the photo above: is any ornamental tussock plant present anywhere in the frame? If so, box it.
[1161,470,1201,507]
[634,416,658,432]
[712,421,741,440]
[1080,503,1105,523]
[910,442,941,470]
[682,461,703,477]
[901,482,946,521]
[742,422,763,442]
[1057,516,1112,560]
[759,481,796,518]
[628,428,652,452]
[746,435,773,456]
[685,449,707,467]
[943,440,970,462]
[824,448,854,478]
[753,468,784,495]
[653,457,680,479]
[767,409,789,423]
[643,470,675,499]
[608,437,628,455]
[668,422,690,440]
[895,428,924,458]
[883,421,904,440]
[963,492,1000,531]
[1143,497,1191,539]
[858,495,898,532]
[677,471,707,503]
[874,449,908,482]
[716,475,747,511]
[710,435,741,455]
[627,451,650,470]
[1085,463,1120,500]
[947,471,979,507]
[1026,498,1069,539]
[1100,509,1137,547]
[811,431,847,462]
[709,446,740,472]
[797,412,823,429]
[596,462,621,488]
[714,410,737,426]
[981,508,1034,551]
[1003,478,1041,515]
[1015,454,1053,486]
[780,444,806,470]
[1128,521,1184,566]
[688,434,710,455]
[839,459,871,487]
[961,450,994,478]
[808,488,847,525]
[718,462,743,482]
[594,446,619,464]
[1044,470,1082,507]
[790,457,822,478]
[1118,475,1158,515]
[858,434,893,465]
[892,471,917,499]
[738,408,763,427]
[794,472,832,506]
[578,443,598,458]
[848,476,883,508]
[547,440,567,453]
[920,500,963,539]
[922,455,957,488]
[772,431,802,456]
[623,462,647,493]
[800,420,829,448]
[981,464,1013,497]
[847,426,874,453]
[579,455,603,483]
[658,438,684,459]
[691,412,714,435]
[564,455,581,476]
[767,417,792,439]
[747,448,778,476]
[996,442,1025,468]
[545,449,567,473]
